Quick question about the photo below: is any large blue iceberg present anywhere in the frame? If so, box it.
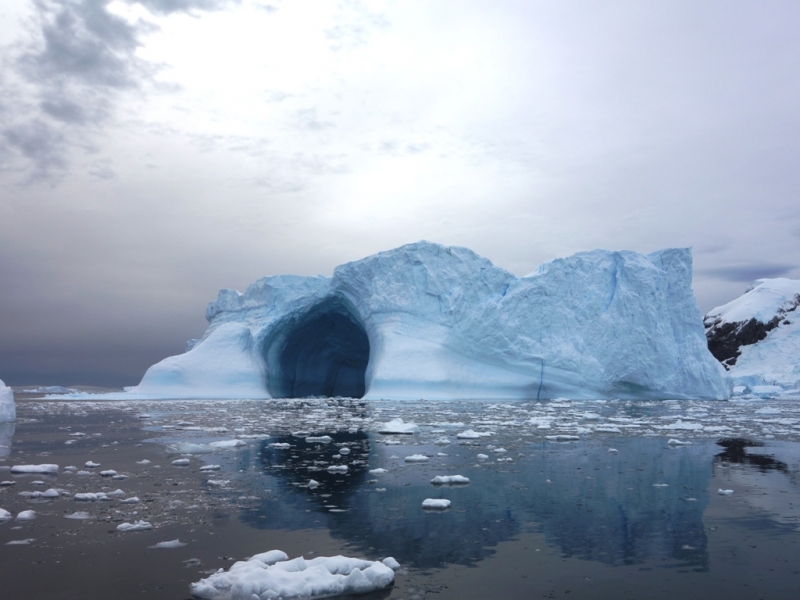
[133,242,730,400]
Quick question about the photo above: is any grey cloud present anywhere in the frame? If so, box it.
[137,0,241,15]
[700,264,797,283]
[3,119,67,182]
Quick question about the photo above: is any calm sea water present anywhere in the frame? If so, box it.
[1,395,799,599]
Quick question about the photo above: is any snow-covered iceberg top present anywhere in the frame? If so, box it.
[705,278,800,393]
[0,379,15,423]
[127,242,728,400]
[190,550,397,600]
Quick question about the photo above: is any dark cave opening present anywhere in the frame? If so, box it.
[271,297,370,399]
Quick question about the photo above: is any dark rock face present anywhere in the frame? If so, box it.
[704,316,781,367]
[704,292,800,369]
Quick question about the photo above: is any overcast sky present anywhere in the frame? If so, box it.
[1,0,799,387]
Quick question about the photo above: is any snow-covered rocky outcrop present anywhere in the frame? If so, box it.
[131,242,729,400]
[705,278,800,394]
[0,379,15,423]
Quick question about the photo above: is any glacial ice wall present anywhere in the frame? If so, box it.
[0,379,16,423]
[133,242,730,400]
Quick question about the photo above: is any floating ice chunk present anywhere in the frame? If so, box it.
[338,447,351,455]
[120,497,140,504]
[190,551,395,600]
[100,470,118,477]
[653,483,669,487]
[327,465,348,474]
[718,489,734,495]
[305,436,333,444]
[456,430,492,439]
[20,488,60,499]
[667,439,692,446]
[16,510,36,520]
[117,520,152,532]
[608,448,618,453]
[64,511,92,520]
[209,439,246,449]
[434,437,450,445]
[422,498,451,510]
[0,379,15,423]
[594,426,622,433]
[75,492,109,501]
[84,461,101,468]
[207,479,230,487]
[106,489,125,497]
[6,539,35,545]
[431,475,469,485]
[171,459,190,466]
[0,481,15,486]
[167,443,212,454]
[493,448,507,453]
[383,440,401,445]
[377,419,420,434]
[369,468,387,474]
[11,464,59,474]
[754,407,781,415]
[199,464,221,471]
[0,508,11,519]
[308,480,320,489]
[476,454,489,460]
[136,459,151,465]
[151,539,186,549]
[656,420,703,431]
[268,443,292,449]
[382,557,400,570]
[404,454,429,463]
[76,470,92,476]
[545,435,580,442]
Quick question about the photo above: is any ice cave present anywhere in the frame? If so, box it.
[264,296,370,399]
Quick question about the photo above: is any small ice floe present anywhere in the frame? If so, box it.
[718,489,734,495]
[608,448,618,453]
[404,454,429,463]
[268,443,292,449]
[456,429,492,439]
[308,480,320,489]
[117,520,152,532]
[545,435,579,442]
[337,447,351,456]
[476,454,489,460]
[0,508,11,519]
[377,418,421,435]
[100,470,118,477]
[171,459,190,466]
[434,437,450,445]
[84,461,101,468]
[653,483,669,487]
[656,420,703,431]
[199,465,221,471]
[11,464,59,474]
[16,510,36,520]
[151,539,186,549]
[384,440,401,446]
[375,487,387,492]
[112,474,129,480]
[0,481,15,486]
[209,440,246,449]
[594,426,622,433]
[136,459,151,465]
[422,498,451,510]
[206,480,230,487]
[431,475,469,485]
[138,414,151,419]
[167,442,212,454]
[6,538,35,545]
[754,406,781,415]
[74,492,115,501]
[305,436,333,444]
[369,468,388,475]
[19,488,60,499]
[64,511,92,520]
[120,497,140,504]
[437,452,448,457]
[493,448,507,454]
[190,550,395,600]
[76,470,93,476]
[382,557,401,570]
[327,465,348,474]
[667,439,692,446]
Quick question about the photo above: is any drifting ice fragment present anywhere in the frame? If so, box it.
[189,551,395,600]
[377,419,420,434]
[431,475,469,485]
[422,498,451,510]
[718,489,734,495]
[11,464,59,474]
[117,520,152,532]
[404,454,429,463]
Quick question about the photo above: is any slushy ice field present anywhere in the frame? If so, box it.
[2,395,800,599]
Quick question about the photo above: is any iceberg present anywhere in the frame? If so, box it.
[0,379,15,423]
[705,278,800,393]
[130,242,728,400]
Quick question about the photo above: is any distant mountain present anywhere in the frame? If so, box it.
[704,278,800,394]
